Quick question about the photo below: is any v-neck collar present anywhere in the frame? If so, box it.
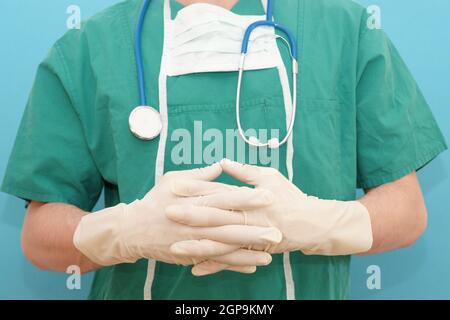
[169,0,265,18]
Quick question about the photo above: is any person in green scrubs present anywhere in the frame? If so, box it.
[2,0,447,300]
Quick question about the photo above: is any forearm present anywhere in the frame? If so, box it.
[358,171,427,255]
[22,201,100,273]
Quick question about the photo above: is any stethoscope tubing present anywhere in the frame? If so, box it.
[135,0,152,106]
[236,53,298,149]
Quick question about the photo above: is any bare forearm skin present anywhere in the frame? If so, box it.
[359,171,428,255]
[22,201,100,273]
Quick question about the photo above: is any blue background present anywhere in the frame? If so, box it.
[0,0,448,299]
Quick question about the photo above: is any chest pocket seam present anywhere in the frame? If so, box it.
[168,96,286,116]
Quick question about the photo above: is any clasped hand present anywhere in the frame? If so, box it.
[166,159,373,275]
[74,162,282,276]
[75,159,372,277]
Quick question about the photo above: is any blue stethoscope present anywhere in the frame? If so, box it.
[129,0,298,149]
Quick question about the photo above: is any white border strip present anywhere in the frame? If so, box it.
[274,37,296,301]
[143,0,171,300]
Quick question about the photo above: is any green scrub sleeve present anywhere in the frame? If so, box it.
[1,45,103,211]
[355,26,447,189]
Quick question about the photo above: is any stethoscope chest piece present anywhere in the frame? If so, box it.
[129,106,162,140]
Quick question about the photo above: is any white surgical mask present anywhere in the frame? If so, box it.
[166,3,280,76]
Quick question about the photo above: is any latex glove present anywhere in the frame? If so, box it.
[73,163,282,275]
[167,159,373,257]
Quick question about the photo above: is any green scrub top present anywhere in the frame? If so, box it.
[2,0,447,300]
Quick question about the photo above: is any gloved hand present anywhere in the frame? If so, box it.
[73,163,282,276]
[166,159,373,261]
